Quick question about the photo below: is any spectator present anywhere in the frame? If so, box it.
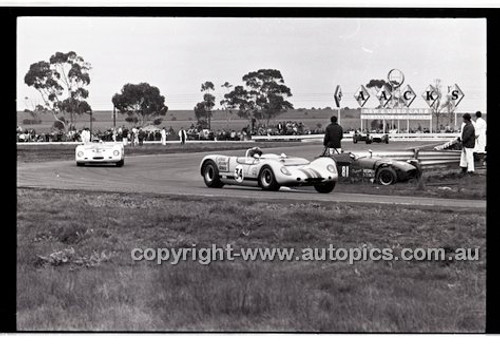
[178,126,187,145]
[323,115,343,155]
[138,128,145,146]
[459,113,476,175]
[473,111,487,164]
[160,127,167,146]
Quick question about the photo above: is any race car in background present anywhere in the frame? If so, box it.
[325,149,421,186]
[353,130,389,144]
[200,147,338,193]
[75,140,125,167]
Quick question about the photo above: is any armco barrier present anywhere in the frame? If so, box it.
[17,133,460,145]
[252,133,459,142]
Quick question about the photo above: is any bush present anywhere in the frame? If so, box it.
[153,117,163,126]
[53,119,65,130]
[171,116,177,121]
[125,116,139,124]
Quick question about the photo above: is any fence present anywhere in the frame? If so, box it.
[252,133,459,142]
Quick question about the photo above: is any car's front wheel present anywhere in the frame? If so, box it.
[202,161,224,188]
[353,137,358,144]
[76,162,84,167]
[259,166,280,191]
[116,159,124,167]
[376,167,397,185]
[314,181,336,193]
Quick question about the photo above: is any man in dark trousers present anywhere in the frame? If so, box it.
[459,113,476,175]
[323,115,343,155]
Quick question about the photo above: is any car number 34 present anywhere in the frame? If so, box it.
[234,165,244,183]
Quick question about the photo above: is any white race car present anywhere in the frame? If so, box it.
[75,140,125,167]
[200,147,338,193]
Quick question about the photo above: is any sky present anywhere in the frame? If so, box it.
[17,16,486,112]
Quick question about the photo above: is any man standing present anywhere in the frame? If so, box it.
[178,127,187,145]
[459,113,476,175]
[473,111,487,164]
[160,127,167,146]
[323,115,343,155]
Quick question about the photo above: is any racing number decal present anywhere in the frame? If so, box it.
[234,165,244,183]
[341,166,349,177]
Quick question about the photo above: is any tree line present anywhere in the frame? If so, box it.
[24,51,295,132]
[24,50,456,131]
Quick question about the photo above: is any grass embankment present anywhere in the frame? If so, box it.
[16,142,303,163]
[17,188,485,332]
[336,168,487,200]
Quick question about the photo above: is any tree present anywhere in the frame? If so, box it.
[224,69,293,131]
[194,81,216,129]
[112,83,168,126]
[430,79,450,132]
[219,82,233,126]
[24,51,92,128]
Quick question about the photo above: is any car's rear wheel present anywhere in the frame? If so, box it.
[376,167,397,185]
[202,161,224,188]
[116,159,124,167]
[314,181,336,193]
[259,166,280,191]
[353,137,358,144]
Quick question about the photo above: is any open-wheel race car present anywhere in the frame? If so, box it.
[200,147,338,193]
[323,149,421,186]
[75,140,125,167]
[353,131,389,144]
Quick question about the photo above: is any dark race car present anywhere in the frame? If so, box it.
[353,131,389,144]
[322,149,421,186]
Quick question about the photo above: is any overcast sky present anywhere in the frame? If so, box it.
[17,17,486,111]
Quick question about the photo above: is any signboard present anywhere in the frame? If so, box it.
[448,84,465,107]
[376,85,392,107]
[334,85,342,108]
[422,84,439,108]
[401,84,416,107]
[354,85,370,107]
[361,108,432,120]
[387,69,405,88]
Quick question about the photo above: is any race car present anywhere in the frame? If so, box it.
[200,147,338,193]
[353,131,389,144]
[325,150,421,186]
[75,140,125,167]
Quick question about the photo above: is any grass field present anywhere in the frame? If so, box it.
[17,188,485,332]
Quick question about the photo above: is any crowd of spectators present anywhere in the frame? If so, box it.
[16,121,462,143]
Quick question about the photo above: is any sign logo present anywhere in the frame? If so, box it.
[376,85,392,107]
[387,69,405,88]
[401,84,417,107]
[422,84,439,108]
[334,85,342,108]
[448,84,465,107]
[354,85,370,107]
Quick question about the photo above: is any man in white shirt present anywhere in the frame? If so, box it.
[473,111,487,164]
[160,127,167,146]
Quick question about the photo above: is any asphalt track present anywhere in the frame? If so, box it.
[17,141,486,209]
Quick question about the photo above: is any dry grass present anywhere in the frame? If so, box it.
[17,188,485,332]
